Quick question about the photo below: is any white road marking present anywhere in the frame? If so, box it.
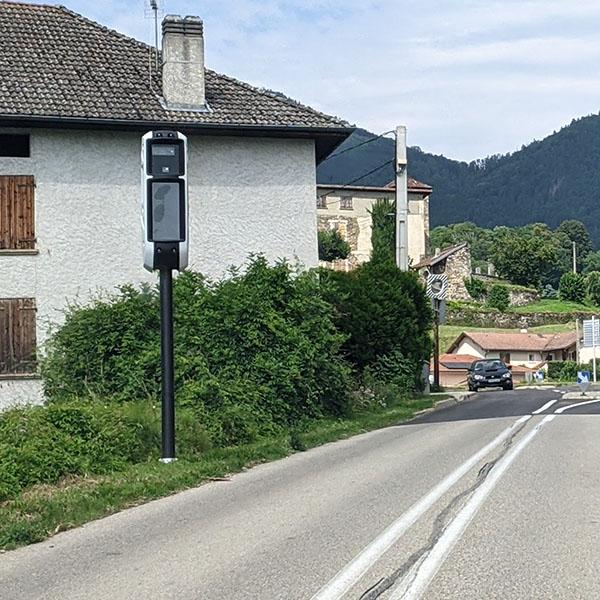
[532,399,557,414]
[391,414,556,600]
[555,398,600,413]
[310,415,532,600]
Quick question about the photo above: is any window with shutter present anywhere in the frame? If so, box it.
[0,298,37,375]
[0,175,36,250]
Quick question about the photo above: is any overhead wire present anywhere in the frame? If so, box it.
[319,130,395,165]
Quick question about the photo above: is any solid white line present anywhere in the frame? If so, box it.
[310,415,532,600]
[532,399,557,414]
[390,414,556,600]
[555,398,600,413]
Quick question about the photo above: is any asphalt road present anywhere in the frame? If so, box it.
[3,387,600,599]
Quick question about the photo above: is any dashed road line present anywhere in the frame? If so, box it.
[532,399,557,414]
[555,398,600,413]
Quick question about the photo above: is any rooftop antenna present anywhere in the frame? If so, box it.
[144,0,164,72]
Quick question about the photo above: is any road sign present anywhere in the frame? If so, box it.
[582,319,600,347]
[426,274,448,300]
[577,370,591,394]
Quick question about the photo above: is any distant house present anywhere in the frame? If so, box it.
[413,243,472,301]
[0,2,353,408]
[447,331,577,367]
[316,178,432,271]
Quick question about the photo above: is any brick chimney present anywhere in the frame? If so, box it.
[162,15,206,110]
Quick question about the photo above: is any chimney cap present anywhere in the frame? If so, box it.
[162,15,204,36]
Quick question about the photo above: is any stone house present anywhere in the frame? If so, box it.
[447,331,577,367]
[315,178,432,271]
[413,242,472,301]
[0,2,353,408]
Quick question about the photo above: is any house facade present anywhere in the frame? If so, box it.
[0,3,352,408]
[447,331,577,368]
[315,178,432,271]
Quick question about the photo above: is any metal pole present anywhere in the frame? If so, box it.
[593,315,597,384]
[573,241,577,274]
[395,125,408,271]
[576,318,580,364]
[159,268,176,462]
[433,299,440,390]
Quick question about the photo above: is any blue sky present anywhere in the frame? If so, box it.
[20,0,600,161]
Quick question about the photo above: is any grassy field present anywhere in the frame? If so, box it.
[0,396,438,552]
[509,299,596,314]
[439,322,575,353]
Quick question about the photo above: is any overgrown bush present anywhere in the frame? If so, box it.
[320,261,432,372]
[318,229,351,262]
[547,361,588,381]
[559,272,585,303]
[486,284,510,311]
[42,257,352,442]
[586,272,600,306]
[464,277,487,301]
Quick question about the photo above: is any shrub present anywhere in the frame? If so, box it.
[586,272,600,306]
[486,284,510,311]
[318,229,351,262]
[42,256,352,432]
[559,272,585,303]
[547,361,588,381]
[464,277,487,301]
[369,198,396,265]
[321,261,432,372]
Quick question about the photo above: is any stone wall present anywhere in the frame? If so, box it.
[317,214,362,271]
[445,246,472,301]
[447,308,593,328]
[508,288,539,307]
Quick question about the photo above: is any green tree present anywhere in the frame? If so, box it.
[559,272,586,303]
[369,198,396,265]
[586,272,600,306]
[583,250,600,274]
[491,224,560,287]
[555,220,593,275]
[318,229,351,262]
[486,284,509,311]
[430,222,494,266]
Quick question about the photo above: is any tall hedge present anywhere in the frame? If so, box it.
[42,257,351,433]
[320,261,433,374]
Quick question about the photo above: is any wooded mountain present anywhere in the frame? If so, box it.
[317,114,600,245]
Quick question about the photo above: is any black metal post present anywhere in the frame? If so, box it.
[433,299,440,391]
[159,268,176,462]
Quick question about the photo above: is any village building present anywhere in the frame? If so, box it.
[316,178,432,271]
[447,331,577,367]
[0,2,353,408]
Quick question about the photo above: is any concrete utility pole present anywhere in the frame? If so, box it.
[395,125,408,271]
[573,241,577,274]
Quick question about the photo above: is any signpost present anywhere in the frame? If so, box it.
[141,130,189,462]
[426,274,448,391]
[582,316,599,383]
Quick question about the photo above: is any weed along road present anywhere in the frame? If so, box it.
[3,389,600,599]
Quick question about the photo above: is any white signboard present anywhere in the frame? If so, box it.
[582,318,600,347]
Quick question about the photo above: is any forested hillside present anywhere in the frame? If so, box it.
[317,114,600,243]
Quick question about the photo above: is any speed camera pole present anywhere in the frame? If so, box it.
[433,299,440,390]
[159,268,176,460]
[141,130,189,463]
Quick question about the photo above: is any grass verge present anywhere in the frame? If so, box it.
[0,397,435,552]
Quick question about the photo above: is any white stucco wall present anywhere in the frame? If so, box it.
[0,127,318,408]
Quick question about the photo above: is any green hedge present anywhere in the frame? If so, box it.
[547,361,589,381]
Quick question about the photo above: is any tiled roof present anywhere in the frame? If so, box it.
[384,178,432,192]
[450,331,577,353]
[413,242,468,269]
[0,1,350,131]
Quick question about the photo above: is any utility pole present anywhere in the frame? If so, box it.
[572,241,577,274]
[395,125,408,271]
[433,300,440,390]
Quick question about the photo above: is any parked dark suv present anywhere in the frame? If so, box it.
[467,359,513,391]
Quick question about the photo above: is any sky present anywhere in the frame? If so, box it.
[19,0,600,161]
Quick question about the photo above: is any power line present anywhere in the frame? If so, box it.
[319,130,395,165]
[317,159,395,202]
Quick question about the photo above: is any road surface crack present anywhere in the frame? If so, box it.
[357,419,530,599]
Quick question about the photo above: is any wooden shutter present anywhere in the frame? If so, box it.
[0,176,36,250]
[0,298,37,374]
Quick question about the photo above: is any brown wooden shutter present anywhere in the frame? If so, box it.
[0,298,37,374]
[0,176,35,250]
